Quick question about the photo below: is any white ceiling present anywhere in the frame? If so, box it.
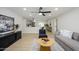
[7,7,74,21]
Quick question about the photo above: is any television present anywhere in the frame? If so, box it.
[0,14,14,34]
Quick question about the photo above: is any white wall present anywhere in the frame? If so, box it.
[22,18,47,33]
[0,8,24,32]
[21,19,40,33]
[21,8,79,33]
[57,8,79,33]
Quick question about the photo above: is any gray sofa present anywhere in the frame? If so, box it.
[55,32,79,51]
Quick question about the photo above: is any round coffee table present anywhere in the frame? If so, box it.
[37,38,55,51]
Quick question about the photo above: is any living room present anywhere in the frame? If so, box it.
[0,7,79,51]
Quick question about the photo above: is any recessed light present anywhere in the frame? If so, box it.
[23,8,27,11]
[39,13,42,15]
[54,8,59,11]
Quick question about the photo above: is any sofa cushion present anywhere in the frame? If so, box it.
[59,29,73,39]
[72,32,79,41]
[55,35,79,51]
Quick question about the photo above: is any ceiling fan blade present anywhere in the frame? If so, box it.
[41,11,51,13]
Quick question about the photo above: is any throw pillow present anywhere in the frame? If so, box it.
[72,32,79,41]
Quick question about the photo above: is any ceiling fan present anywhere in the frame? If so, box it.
[31,7,51,16]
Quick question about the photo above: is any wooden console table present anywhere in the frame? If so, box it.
[0,31,22,51]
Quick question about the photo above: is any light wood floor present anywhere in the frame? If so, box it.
[5,32,54,51]
[5,32,64,51]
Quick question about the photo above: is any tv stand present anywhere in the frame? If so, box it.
[0,31,22,51]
